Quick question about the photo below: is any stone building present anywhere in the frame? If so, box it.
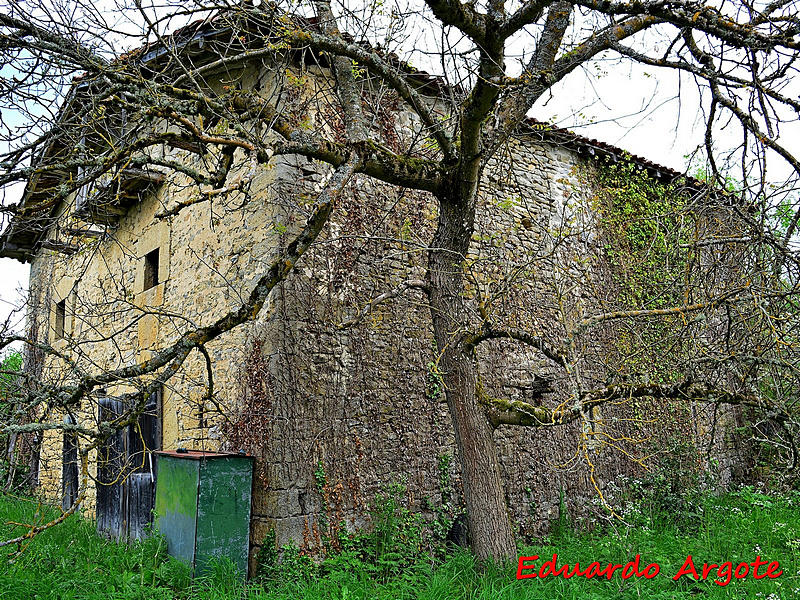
[0,18,746,569]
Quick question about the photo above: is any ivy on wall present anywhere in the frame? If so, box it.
[590,156,699,385]
[593,156,693,311]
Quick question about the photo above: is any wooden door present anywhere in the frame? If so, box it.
[96,398,124,538]
[126,390,161,539]
[61,414,79,511]
[97,390,161,539]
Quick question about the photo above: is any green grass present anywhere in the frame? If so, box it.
[1,488,799,599]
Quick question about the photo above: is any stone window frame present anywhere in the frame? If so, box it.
[50,277,76,347]
[143,248,160,291]
[134,221,170,306]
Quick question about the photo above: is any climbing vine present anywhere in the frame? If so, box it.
[591,156,698,384]
[593,155,693,310]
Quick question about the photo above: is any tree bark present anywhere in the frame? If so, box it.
[428,185,516,562]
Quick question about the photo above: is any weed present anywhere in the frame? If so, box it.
[1,487,798,599]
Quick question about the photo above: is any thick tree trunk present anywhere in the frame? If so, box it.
[428,189,516,562]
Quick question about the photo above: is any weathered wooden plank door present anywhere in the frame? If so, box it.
[126,390,161,539]
[61,414,79,511]
[97,398,125,538]
[96,391,161,540]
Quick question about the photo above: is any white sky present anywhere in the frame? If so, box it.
[0,259,29,336]
[1,2,797,344]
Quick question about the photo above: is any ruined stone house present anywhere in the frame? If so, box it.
[0,15,747,569]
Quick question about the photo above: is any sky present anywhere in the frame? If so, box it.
[0,259,29,332]
[0,1,797,348]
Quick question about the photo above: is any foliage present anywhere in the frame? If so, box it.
[0,351,24,488]
[256,480,433,589]
[367,481,428,579]
[1,0,798,564]
[0,493,183,599]
[590,158,701,384]
[426,453,465,558]
[623,437,709,530]
[769,197,797,237]
[690,165,739,195]
[424,360,443,401]
[549,488,573,539]
[594,156,691,310]
[255,528,316,584]
[0,350,22,397]
[425,341,444,402]
[254,528,280,580]
[313,459,330,537]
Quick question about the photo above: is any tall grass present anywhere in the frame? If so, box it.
[1,487,798,599]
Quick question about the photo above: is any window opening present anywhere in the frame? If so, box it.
[143,248,160,290]
[54,299,66,340]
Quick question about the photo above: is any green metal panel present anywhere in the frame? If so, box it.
[154,455,199,566]
[154,451,253,578]
[195,457,253,576]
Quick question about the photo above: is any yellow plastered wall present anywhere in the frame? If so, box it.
[30,96,288,512]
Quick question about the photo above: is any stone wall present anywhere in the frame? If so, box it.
[22,61,747,571]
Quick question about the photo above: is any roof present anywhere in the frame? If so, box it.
[0,10,728,263]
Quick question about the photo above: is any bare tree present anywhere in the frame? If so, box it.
[0,0,799,561]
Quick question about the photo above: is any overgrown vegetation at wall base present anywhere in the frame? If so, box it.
[2,488,799,599]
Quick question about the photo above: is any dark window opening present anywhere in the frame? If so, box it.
[143,248,160,291]
[54,299,66,340]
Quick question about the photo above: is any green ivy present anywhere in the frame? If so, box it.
[593,157,695,382]
[314,459,330,537]
[595,156,691,310]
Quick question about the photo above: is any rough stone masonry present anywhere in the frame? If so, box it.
[1,56,747,570]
